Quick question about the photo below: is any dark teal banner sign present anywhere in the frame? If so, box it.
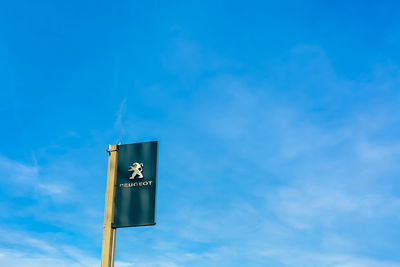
[113,141,158,228]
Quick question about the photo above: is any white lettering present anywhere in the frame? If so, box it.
[119,180,154,188]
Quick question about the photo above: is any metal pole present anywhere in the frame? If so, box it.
[101,144,118,267]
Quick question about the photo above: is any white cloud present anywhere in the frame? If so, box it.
[3,40,400,266]
[38,183,69,196]
[270,185,400,229]
[356,141,400,161]
[126,43,400,266]
[0,155,39,183]
[0,154,72,200]
[0,249,99,267]
[0,229,99,267]
[260,248,400,267]
[114,98,127,143]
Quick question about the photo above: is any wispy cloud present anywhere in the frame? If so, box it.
[38,183,69,196]
[0,228,99,267]
[105,42,400,266]
[114,98,127,144]
[2,22,400,265]
[0,155,39,184]
[0,154,70,199]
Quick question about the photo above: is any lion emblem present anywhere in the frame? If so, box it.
[128,162,144,179]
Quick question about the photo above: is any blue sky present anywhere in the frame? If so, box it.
[1,0,400,266]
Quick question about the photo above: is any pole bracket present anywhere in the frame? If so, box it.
[106,146,119,154]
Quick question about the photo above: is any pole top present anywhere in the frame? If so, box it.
[106,144,119,153]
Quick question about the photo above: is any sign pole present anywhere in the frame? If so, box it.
[101,144,118,267]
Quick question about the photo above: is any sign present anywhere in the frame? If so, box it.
[113,141,158,228]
